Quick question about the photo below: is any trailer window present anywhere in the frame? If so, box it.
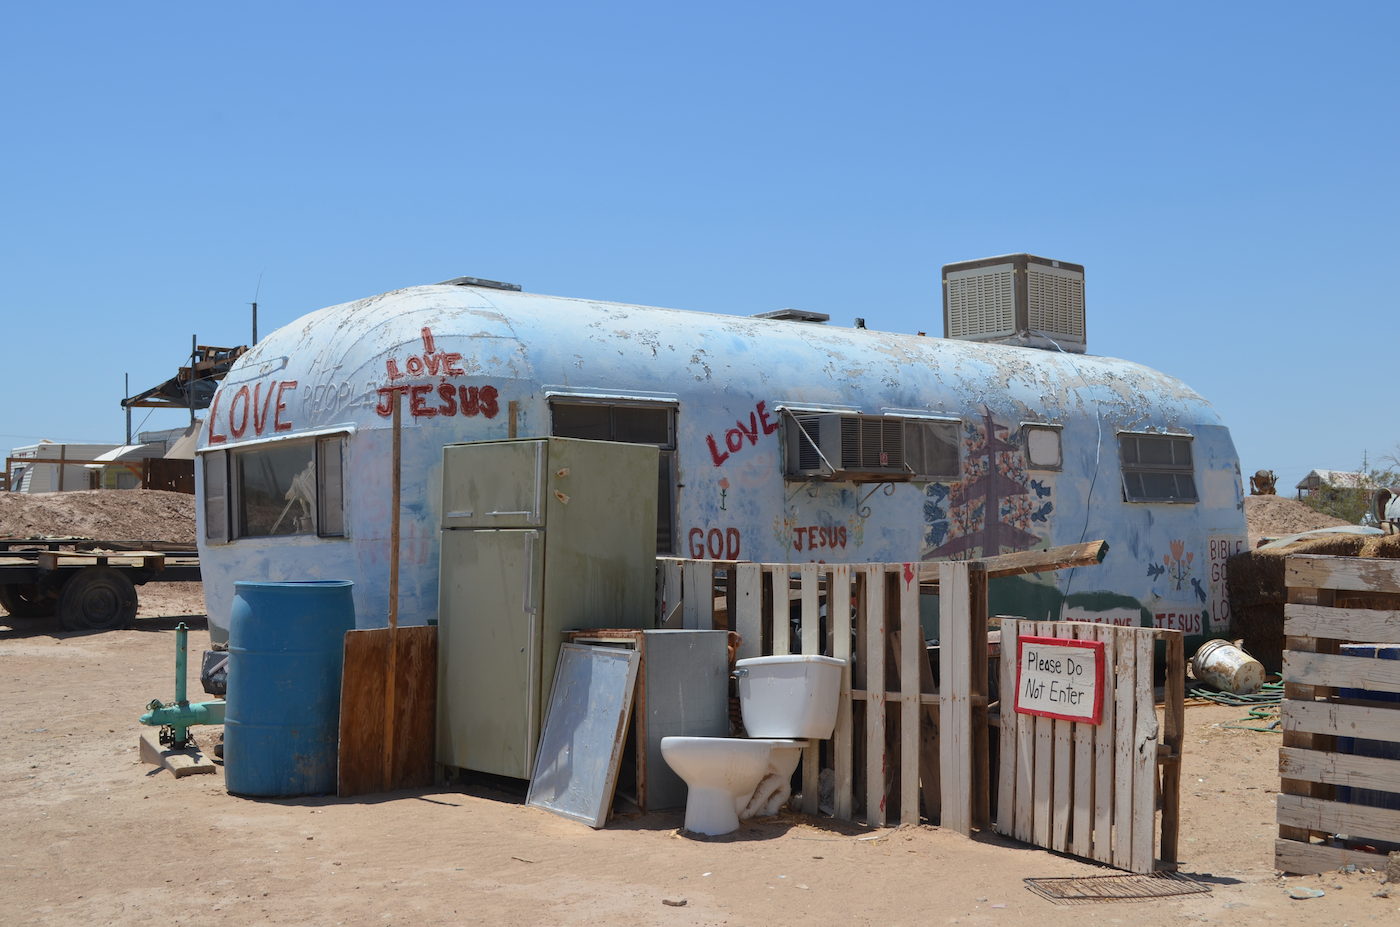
[1119,433,1197,503]
[551,400,677,554]
[1023,425,1062,471]
[904,420,961,481]
[224,437,348,539]
[204,450,228,543]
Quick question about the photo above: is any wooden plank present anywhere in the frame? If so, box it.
[1284,603,1400,644]
[969,563,991,831]
[799,563,821,816]
[1159,630,1184,866]
[771,566,790,655]
[388,626,438,790]
[1032,621,1053,850]
[1286,554,1400,595]
[1111,626,1135,871]
[1091,622,1116,865]
[865,565,887,827]
[1051,624,1074,853]
[340,627,388,797]
[996,618,1020,837]
[1278,747,1400,793]
[900,563,920,825]
[1274,837,1392,876]
[830,565,853,822]
[735,564,763,660]
[1070,623,1095,859]
[1283,699,1400,742]
[1276,793,1400,845]
[916,608,942,824]
[938,561,972,836]
[1284,650,1400,695]
[982,540,1110,580]
[681,560,705,630]
[1014,621,1037,844]
[1130,629,1158,874]
[1280,586,1327,844]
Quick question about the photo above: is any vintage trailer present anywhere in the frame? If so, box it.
[194,272,1248,648]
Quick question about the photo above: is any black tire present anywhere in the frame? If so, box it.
[57,567,138,631]
[0,582,60,619]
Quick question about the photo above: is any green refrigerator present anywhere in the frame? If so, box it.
[436,437,659,780]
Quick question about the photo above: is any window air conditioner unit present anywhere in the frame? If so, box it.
[784,413,911,482]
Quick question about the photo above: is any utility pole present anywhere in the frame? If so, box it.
[125,373,131,445]
[189,335,197,428]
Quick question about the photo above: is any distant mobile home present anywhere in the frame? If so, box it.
[194,268,1249,648]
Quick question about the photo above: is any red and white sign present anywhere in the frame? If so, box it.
[1014,636,1106,724]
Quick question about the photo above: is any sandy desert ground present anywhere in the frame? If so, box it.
[2,590,1397,927]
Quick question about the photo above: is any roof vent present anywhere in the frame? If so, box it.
[438,275,522,292]
[751,308,830,324]
[941,254,1085,353]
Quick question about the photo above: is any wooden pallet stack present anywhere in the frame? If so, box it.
[654,540,1108,836]
[994,621,1183,874]
[1276,554,1400,874]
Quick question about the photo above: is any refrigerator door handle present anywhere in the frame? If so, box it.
[522,530,538,614]
[529,440,543,524]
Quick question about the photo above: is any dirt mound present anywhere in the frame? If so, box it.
[1244,494,1351,546]
[0,490,196,546]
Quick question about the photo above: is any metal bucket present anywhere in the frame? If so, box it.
[224,581,355,797]
[1190,639,1265,695]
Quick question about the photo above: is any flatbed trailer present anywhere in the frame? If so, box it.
[0,538,201,631]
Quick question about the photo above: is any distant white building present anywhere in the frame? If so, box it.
[1295,469,1370,500]
[7,441,121,493]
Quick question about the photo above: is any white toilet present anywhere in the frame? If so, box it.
[661,654,844,836]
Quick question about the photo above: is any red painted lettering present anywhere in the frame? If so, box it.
[274,381,297,431]
[757,400,779,435]
[409,384,437,417]
[459,385,479,416]
[793,527,807,551]
[707,529,724,560]
[735,412,758,446]
[251,382,274,435]
[442,352,464,376]
[688,527,706,559]
[375,385,408,416]
[838,526,848,547]
[480,385,499,418]
[725,428,743,453]
[385,358,403,381]
[424,353,442,376]
[207,389,227,444]
[437,383,458,416]
[706,434,730,466]
[725,528,741,560]
[228,385,250,439]
[420,326,436,354]
[405,355,425,376]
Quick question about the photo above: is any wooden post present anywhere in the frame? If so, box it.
[899,563,921,825]
[735,563,763,661]
[939,561,973,836]
[865,564,887,827]
[1111,626,1136,871]
[800,562,821,815]
[830,564,853,821]
[1160,629,1185,865]
[1091,622,1117,864]
[1070,622,1096,859]
[996,618,1020,836]
[1130,629,1158,873]
[383,393,402,792]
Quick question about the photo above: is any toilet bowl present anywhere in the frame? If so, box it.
[660,737,805,836]
[661,654,844,835]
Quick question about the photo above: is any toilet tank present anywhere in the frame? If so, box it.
[735,654,844,738]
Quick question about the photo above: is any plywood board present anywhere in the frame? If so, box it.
[527,644,640,829]
[339,626,438,798]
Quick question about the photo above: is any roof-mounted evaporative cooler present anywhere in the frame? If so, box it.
[942,254,1086,353]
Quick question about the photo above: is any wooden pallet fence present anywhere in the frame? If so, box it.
[1276,554,1400,875]
[994,620,1183,874]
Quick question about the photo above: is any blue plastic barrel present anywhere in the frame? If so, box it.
[224,581,356,797]
[1336,643,1400,811]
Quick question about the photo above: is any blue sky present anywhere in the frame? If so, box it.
[3,3,1396,494]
